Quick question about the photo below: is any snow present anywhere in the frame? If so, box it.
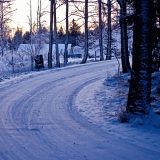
[18,44,72,55]
[0,59,160,160]
[73,46,83,55]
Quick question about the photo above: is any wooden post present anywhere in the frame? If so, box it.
[12,55,14,73]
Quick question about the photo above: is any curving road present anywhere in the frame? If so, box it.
[0,60,159,160]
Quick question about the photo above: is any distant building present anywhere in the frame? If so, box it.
[17,44,72,56]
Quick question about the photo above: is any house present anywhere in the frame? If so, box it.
[17,44,72,56]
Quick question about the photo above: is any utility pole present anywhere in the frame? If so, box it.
[48,0,53,68]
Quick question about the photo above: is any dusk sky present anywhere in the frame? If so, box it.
[11,0,65,31]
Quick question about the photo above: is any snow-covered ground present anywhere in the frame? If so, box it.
[0,49,98,80]
[0,59,160,160]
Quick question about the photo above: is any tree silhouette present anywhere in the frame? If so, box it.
[69,19,81,37]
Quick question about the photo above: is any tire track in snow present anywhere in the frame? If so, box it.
[0,60,159,160]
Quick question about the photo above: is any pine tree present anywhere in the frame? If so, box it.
[22,31,31,44]
[69,19,81,37]
[58,26,64,37]
[12,27,23,50]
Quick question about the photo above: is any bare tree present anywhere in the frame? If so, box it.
[64,0,69,66]
[28,0,34,71]
[0,0,15,56]
[54,0,60,67]
[117,0,131,73]
[48,0,53,68]
[106,0,112,60]
[36,0,48,34]
[80,0,88,64]
[98,0,104,61]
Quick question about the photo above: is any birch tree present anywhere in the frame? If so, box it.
[0,0,15,56]
[36,0,48,47]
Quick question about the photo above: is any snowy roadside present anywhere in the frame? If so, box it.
[0,59,160,159]
[0,57,99,85]
[75,72,160,153]
[0,57,100,84]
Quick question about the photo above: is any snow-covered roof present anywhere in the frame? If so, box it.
[73,46,83,54]
[17,44,72,55]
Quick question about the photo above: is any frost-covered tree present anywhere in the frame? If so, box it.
[127,0,155,115]
[59,0,70,65]
[0,0,15,56]
[36,0,48,44]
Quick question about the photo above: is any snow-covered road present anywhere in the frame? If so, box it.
[0,60,159,160]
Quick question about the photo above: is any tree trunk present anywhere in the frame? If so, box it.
[117,0,131,73]
[106,0,111,60]
[54,0,60,67]
[64,0,69,66]
[48,0,53,69]
[30,0,34,71]
[80,0,88,64]
[99,0,104,61]
[0,3,4,56]
[127,0,154,114]
[119,1,131,73]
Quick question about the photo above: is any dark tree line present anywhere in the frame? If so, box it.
[58,19,81,46]
[7,19,81,52]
